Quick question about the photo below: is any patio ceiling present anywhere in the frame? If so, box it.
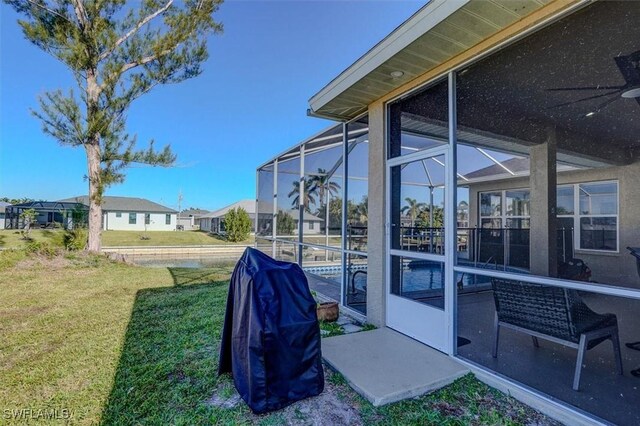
[455,1,640,166]
[308,0,563,121]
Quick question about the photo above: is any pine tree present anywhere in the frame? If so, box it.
[5,0,223,251]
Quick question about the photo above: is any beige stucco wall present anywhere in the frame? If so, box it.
[467,161,640,288]
[365,101,387,327]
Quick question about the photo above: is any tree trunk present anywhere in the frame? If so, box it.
[86,69,103,253]
[86,142,102,252]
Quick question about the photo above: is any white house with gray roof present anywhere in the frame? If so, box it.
[58,196,177,231]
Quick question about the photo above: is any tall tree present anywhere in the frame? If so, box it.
[5,0,223,252]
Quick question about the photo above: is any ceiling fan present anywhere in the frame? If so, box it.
[547,50,640,116]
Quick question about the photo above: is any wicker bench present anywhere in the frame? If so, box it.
[491,278,623,390]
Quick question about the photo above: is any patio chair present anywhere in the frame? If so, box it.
[491,278,623,391]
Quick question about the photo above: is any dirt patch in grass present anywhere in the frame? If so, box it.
[208,367,364,425]
[14,254,73,270]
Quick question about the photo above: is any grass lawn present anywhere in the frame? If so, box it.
[0,229,253,249]
[0,251,557,425]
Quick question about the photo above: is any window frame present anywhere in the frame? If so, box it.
[574,180,619,253]
[144,213,151,225]
[128,213,137,224]
[115,212,122,218]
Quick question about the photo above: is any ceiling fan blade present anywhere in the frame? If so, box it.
[547,86,624,91]
[614,54,640,86]
[547,90,621,109]
[592,95,620,113]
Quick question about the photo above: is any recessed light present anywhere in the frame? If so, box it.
[621,87,640,98]
[390,71,404,78]
[585,111,596,117]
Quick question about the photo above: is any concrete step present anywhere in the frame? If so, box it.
[322,327,468,406]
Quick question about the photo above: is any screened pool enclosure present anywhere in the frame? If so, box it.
[255,117,370,315]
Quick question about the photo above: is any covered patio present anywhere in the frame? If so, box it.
[261,1,640,424]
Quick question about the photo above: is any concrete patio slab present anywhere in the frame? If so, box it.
[322,327,468,406]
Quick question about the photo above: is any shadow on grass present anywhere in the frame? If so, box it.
[100,268,240,425]
[168,267,231,287]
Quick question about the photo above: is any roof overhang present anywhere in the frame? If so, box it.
[308,0,582,121]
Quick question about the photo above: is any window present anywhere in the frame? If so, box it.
[556,182,618,252]
[165,214,171,225]
[145,213,151,225]
[116,212,122,218]
[129,213,136,224]
[309,221,314,230]
[578,182,618,251]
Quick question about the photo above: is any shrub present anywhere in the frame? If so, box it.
[63,228,88,251]
[224,207,252,242]
[276,210,296,235]
[24,241,59,257]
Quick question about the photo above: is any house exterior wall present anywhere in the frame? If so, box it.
[0,213,4,229]
[301,221,321,235]
[103,211,176,231]
[468,161,640,287]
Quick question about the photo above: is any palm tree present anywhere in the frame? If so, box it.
[308,168,341,205]
[401,197,426,230]
[288,180,316,212]
[308,169,342,250]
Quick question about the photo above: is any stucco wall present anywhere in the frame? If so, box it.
[103,211,176,231]
[468,161,640,287]
[366,101,387,326]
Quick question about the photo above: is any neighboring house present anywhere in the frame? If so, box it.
[58,196,177,231]
[177,208,209,231]
[0,201,9,229]
[257,2,640,424]
[198,199,323,235]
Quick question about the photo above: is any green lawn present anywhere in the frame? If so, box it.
[0,251,556,425]
[0,229,253,249]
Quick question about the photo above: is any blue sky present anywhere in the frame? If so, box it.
[0,1,423,211]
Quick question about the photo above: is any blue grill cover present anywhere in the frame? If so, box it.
[218,248,324,413]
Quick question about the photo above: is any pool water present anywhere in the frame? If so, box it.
[307,264,492,293]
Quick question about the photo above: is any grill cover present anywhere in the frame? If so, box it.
[218,248,324,413]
